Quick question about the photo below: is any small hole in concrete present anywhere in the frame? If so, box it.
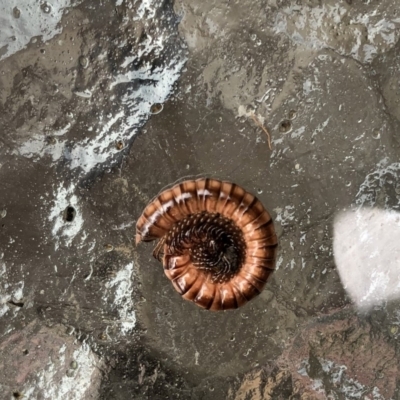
[45,136,56,145]
[64,206,76,222]
[116,140,124,150]
[41,2,51,13]
[13,7,21,18]
[23,349,29,355]
[104,244,114,252]
[13,392,23,399]
[79,55,89,69]
[8,300,24,308]
[279,120,292,133]
[150,103,163,114]
[372,130,381,140]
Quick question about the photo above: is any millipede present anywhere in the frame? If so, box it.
[135,178,278,311]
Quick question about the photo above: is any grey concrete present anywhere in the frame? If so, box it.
[1,0,400,398]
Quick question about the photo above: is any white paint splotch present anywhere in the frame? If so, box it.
[22,341,100,400]
[48,183,84,250]
[333,162,400,309]
[274,205,296,226]
[0,0,83,61]
[334,208,400,310]
[273,2,400,63]
[17,123,70,164]
[104,262,136,335]
[298,357,385,399]
[16,0,186,174]
[0,261,24,321]
[0,261,8,318]
[356,161,400,210]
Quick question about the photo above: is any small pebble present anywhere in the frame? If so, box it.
[13,7,21,18]
[66,369,74,377]
[79,56,89,69]
[65,326,75,335]
[104,244,114,252]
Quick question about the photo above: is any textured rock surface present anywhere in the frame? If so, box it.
[1,0,400,398]
[228,311,400,399]
[0,321,102,399]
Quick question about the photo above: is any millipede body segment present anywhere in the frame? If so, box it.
[136,178,278,311]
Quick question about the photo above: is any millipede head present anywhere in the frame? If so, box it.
[136,178,278,310]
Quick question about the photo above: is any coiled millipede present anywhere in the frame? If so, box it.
[136,178,278,311]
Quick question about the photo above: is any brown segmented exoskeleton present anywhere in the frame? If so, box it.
[136,178,278,311]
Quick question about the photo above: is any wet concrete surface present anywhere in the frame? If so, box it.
[1,0,400,399]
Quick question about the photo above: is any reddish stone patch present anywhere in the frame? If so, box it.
[230,314,399,399]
